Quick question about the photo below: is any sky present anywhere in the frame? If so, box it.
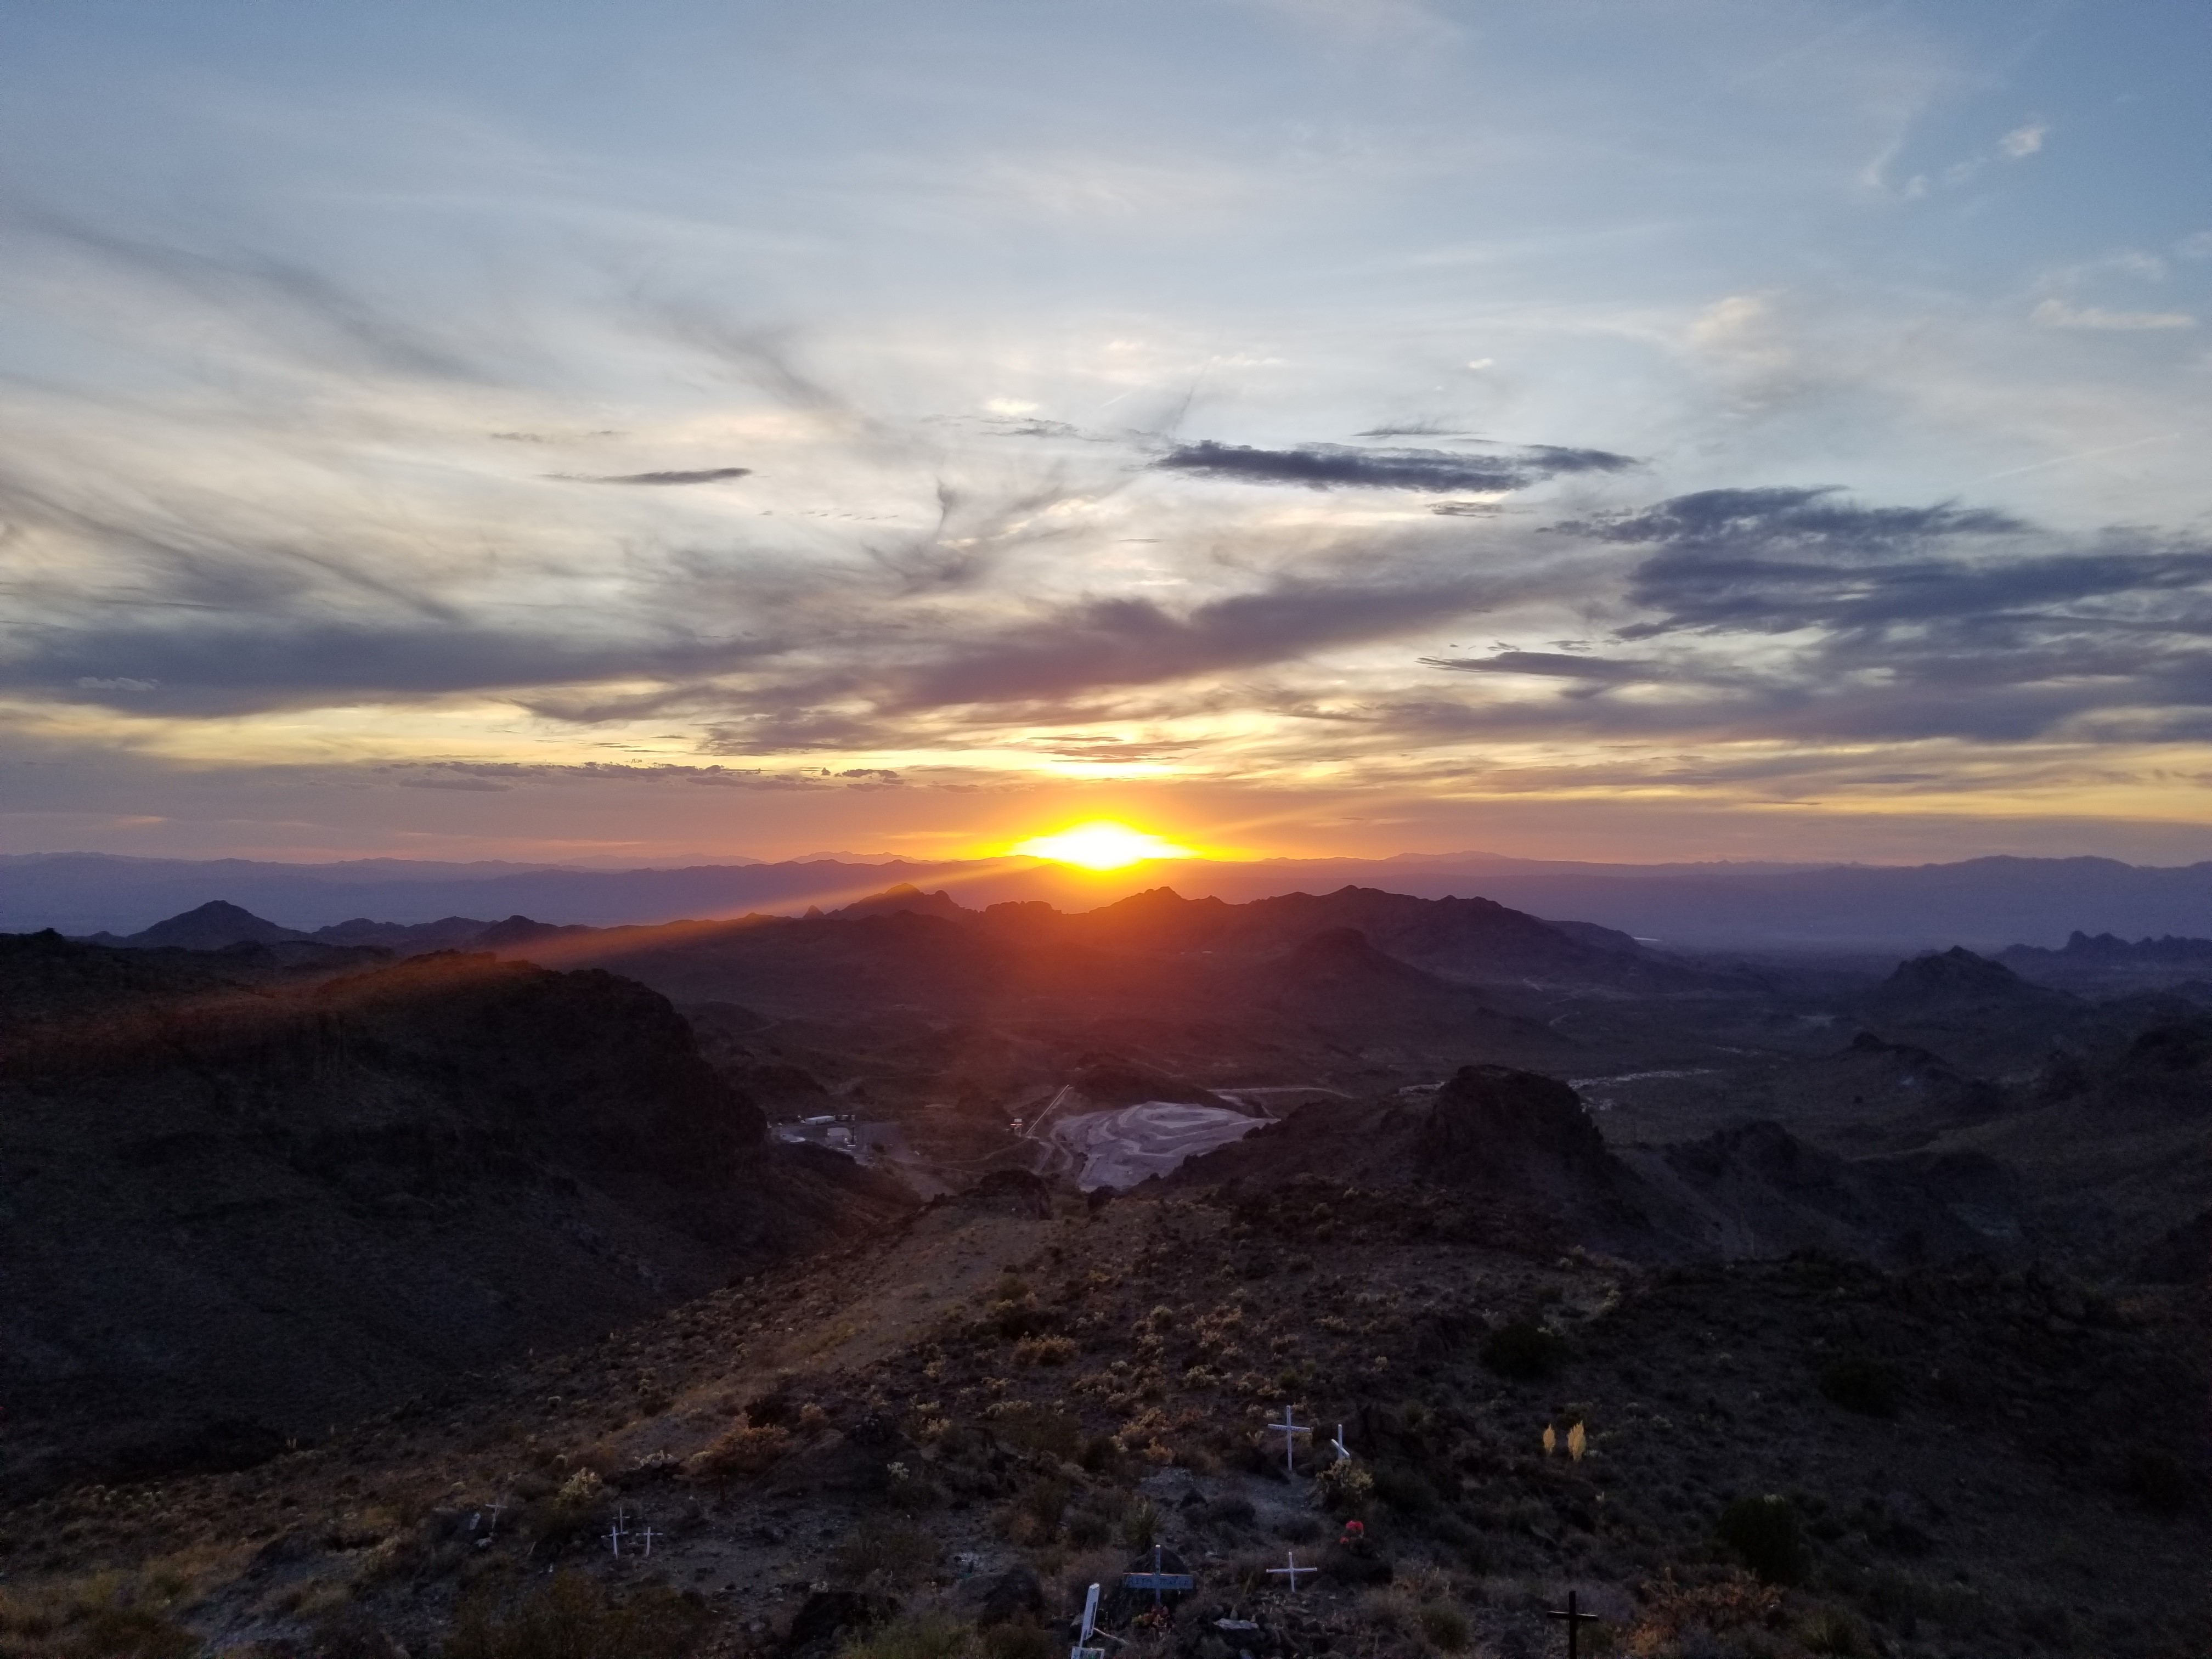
[3,0,2210,867]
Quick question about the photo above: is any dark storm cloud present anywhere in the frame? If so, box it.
[389,760,872,791]
[1564,487,2209,643]
[558,467,752,486]
[1393,487,2212,747]
[1421,650,1661,682]
[1153,439,1638,492]
[884,572,1504,710]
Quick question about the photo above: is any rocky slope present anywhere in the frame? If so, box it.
[0,933,911,1496]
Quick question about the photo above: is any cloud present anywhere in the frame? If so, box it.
[558,467,753,486]
[2032,300,2197,332]
[1497,488,2212,745]
[1420,650,1660,682]
[2000,123,2047,159]
[1153,439,1637,492]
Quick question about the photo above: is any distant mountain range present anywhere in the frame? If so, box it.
[9,848,2212,948]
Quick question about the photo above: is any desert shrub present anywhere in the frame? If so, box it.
[689,1420,793,1491]
[1013,1336,1077,1367]
[988,1277,1051,1341]
[1313,1458,1374,1515]
[978,1621,1052,1659]
[308,1609,409,1659]
[445,1571,706,1659]
[1003,1476,1069,1544]
[2123,1447,2192,1516]
[1716,1495,1811,1586]
[1119,1498,1160,1549]
[528,1469,610,1545]
[1798,1605,1865,1655]
[841,1614,976,1659]
[1624,1575,1784,1654]
[992,1404,1084,1462]
[1417,1603,1470,1652]
[63,1606,202,1659]
[1077,1434,1122,1476]
[743,1390,793,1425]
[1479,1321,1566,1381]
[832,1519,941,1587]
[1352,1590,1415,1637]
[1815,1355,1899,1418]
[1064,1509,1111,1548]
[1370,1463,1437,1515]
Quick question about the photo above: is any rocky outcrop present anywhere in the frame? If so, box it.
[1420,1063,1612,1178]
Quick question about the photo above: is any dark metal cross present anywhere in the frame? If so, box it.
[1546,1590,1602,1659]
[1122,1544,1194,1609]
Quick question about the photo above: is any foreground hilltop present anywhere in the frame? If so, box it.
[0,1166,2199,1659]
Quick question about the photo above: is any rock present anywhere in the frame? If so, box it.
[1420,1064,1611,1175]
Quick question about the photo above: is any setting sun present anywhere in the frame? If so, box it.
[1007,820,1199,870]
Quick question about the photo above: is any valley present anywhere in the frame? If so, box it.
[0,880,2204,1659]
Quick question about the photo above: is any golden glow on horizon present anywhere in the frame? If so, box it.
[1007,820,1200,869]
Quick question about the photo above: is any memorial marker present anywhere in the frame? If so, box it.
[1123,1545,1194,1609]
[1265,1405,1311,1475]
[1546,1591,1603,1659]
[1266,1550,1315,1592]
[1070,1582,1107,1659]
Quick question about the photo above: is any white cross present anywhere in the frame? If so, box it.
[636,1524,661,1558]
[1330,1423,1352,1460]
[1070,1582,1102,1659]
[1266,1405,1311,1476]
[1266,1550,1315,1592]
[606,1514,629,1557]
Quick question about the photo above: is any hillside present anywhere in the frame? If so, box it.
[0,933,910,1496]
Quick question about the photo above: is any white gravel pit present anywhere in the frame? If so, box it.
[1054,1101,1267,1190]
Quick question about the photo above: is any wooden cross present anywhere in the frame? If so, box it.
[1546,1591,1602,1659]
[1266,1550,1315,1592]
[636,1524,662,1559]
[1266,1405,1311,1476]
[1330,1422,1352,1460]
[605,1516,627,1557]
[1123,1544,1194,1608]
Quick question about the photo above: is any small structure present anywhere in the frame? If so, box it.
[1266,1550,1316,1592]
[1265,1405,1311,1476]
[1330,1423,1352,1461]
